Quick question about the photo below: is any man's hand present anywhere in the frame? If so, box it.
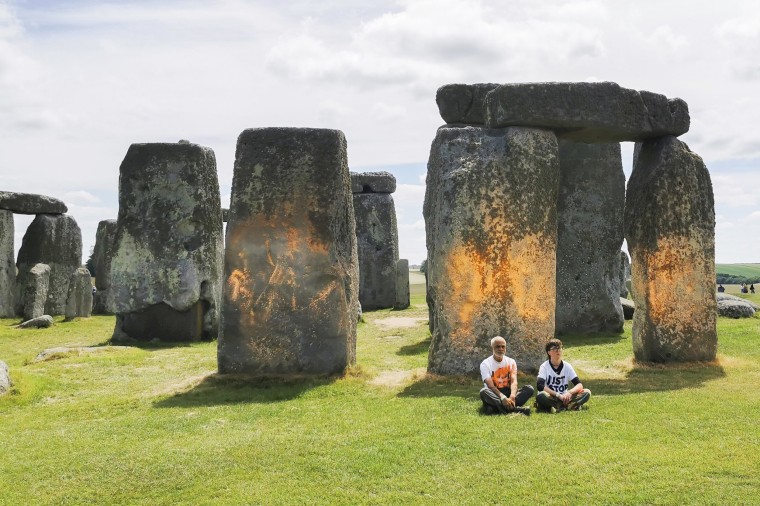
[502,397,515,409]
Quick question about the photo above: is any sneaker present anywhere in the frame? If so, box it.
[514,406,531,416]
[483,405,497,415]
[568,391,591,411]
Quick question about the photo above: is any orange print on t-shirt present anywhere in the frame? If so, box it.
[492,365,512,389]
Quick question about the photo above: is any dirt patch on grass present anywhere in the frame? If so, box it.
[369,368,426,387]
[374,317,427,329]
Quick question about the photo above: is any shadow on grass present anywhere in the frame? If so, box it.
[397,337,431,356]
[153,373,337,408]
[591,362,726,396]
[557,331,627,347]
[396,374,479,399]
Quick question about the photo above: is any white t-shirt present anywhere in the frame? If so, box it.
[537,360,579,394]
[480,355,517,390]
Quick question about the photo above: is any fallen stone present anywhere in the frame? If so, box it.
[16,214,82,315]
[394,259,410,310]
[717,299,755,318]
[353,190,399,310]
[625,136,716,362]
[64,267,93,320]
[19,263,50,320]
[436,83,499,124]
[351,171,397,194]
[0,360,10,395]
[484,82,690,143]
[425,125,560,374]
[109,141,224,341]
[0,210,14,317]
[555,140,625,334]
[33,345,129,362]
[0,191,67,214]
[17,314,54,328]
[218,127,359,375]
[92,219,117,314]
[717,293,759,309]
[620,297,635,320]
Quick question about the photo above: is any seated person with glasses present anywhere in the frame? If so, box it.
[535,338,591,413]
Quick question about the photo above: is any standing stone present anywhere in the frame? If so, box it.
[394,258,410,310]
[424,125,560,374]
[65,267,93,320]
[20,263,50,320]
[16,214,82,315]
[92,219,117,314]
[0,210,14,317]
[0,360,10,395]
[351,171,399,310]
[625,136,717,362]
[109,142,223,342]
[219,127,359,375]
[555,140,625,334]
[619,250,631,298]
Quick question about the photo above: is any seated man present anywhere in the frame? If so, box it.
[535,338,591,413]
[479,336,534,416]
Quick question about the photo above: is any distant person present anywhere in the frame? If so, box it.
[718,284,725,293]
[741,283,748,294]
[479,336,534,416]
[751,284,756,294]
[535,338,591,413]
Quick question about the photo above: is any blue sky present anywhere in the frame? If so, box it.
[2,0,759,265]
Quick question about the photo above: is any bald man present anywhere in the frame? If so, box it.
[479,336,534,416]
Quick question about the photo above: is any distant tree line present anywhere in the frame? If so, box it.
[716,274,760,285]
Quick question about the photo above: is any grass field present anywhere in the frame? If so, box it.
[1,286,759,505]
[716,263,760,278]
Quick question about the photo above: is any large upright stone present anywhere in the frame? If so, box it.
[394,258,410,310]
[483,82,690,142]
[0,191,67,214]
[555,140,624,334]
[625,136,716,362]
[219,128,359,375]
[0,210,14,317]
[92,219,117,314]
[424,125,560,374]
[65,267,93,320]
[20,263,50,320]
[351,171,399,310]
[16,214,82,315]
[109,142,223,341]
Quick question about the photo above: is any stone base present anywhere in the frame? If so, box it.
[114,301,209,342]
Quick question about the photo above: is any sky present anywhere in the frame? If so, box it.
[1,0,759,266]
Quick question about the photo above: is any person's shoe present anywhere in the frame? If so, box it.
[568,391,591,411]
[548,406,557,414]
[483,404,497,415]
[515,406,531,416]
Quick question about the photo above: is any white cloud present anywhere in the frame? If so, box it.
[63,190,101,205]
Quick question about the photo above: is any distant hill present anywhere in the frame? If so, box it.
[716,263,760,283]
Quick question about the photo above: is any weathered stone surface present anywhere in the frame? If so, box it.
[625,136,716,362]
[0,210,14,317]
[394,258,410,310]
[619,250,631,298]
[717,292,759,310]
[0,360,10,395]
[717,299,755,318]
[353,192,399,310]
[436,83,499,124]
[484,82,690,142]
[20,263,50,320]
[17,314,53,328]
[64,267,93,320]
[620,297,635,320]
[16,214,81,315]
[424,125,560,374]
[0,191,67,214]
[108,142,223,341]
[219,128,359,375]
[555,141,625,334]
[92,219,117,314]
[350,171,397,194]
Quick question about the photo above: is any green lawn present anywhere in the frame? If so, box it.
[716,263,760,278]
[1,293,759,505]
